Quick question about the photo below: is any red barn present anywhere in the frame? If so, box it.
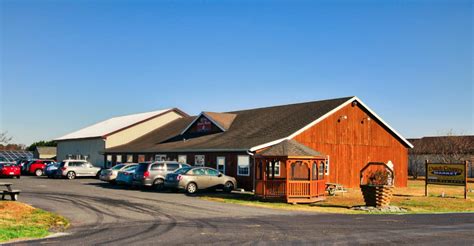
[105,96,413,190]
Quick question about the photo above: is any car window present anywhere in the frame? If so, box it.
[112,164,125,170]
[166,163,179,171]
[123,165,137,171]
[174,167,191,174]
[181,163,191,168]
[151,163,165,171]
[206,168,220,176]
[192,168,206,176]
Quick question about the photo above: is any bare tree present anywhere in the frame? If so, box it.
[0,131,12,145]
[435,130,473,163]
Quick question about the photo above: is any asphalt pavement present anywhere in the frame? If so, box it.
[4,176,474,245]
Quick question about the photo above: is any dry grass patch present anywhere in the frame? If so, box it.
[0,201,69,242]
[201,180,474,214]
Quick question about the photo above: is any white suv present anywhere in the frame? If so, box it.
[57,160,101,179]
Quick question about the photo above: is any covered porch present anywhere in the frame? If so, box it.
[254,140,327,204]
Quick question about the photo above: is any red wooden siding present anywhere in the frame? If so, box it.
[293,103,408,188]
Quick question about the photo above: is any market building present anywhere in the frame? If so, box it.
[105,96,413,191]
[55,108,188,167]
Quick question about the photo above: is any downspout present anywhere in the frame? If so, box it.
[247,150,255,193]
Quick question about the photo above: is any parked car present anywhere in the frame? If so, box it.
[116,165,138,186]
[45,162,60,178]
[24,159,55,176]
[164,167,237,194]
[16,159,30,170]
[133,161,191,190]
[0,162,21,179]
[57,160,101,179]
[100,163,136,183]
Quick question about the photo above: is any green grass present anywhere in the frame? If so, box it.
[200,180,474,214]
[0,202,69,242]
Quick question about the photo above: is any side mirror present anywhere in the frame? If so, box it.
[218,173,223,177]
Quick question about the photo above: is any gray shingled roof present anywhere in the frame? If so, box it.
[256,140,325,157]
[106,97,353,153]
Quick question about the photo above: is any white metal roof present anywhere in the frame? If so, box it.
[55,109,173,141]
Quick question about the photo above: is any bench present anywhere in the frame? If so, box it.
[325,183,347,196]
[2,190,21,201]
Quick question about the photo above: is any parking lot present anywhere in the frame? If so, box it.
[4,176,474,245]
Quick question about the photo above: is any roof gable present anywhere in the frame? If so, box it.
[180,112,237,135]
[56,108,187,141]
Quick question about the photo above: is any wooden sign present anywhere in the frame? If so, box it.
[425,160,468,199]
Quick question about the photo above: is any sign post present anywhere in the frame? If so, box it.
[425,160,468,199]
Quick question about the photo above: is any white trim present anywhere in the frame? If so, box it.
[180,112,227,135]
[352,97,414,148]
[249,96,413,152]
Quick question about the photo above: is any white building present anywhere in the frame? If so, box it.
[55,108,188,167]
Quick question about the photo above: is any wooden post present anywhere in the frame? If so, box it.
[262,159,266,198]
[465,160,468,200]
[286,159,290,202]
[425,160,429,197]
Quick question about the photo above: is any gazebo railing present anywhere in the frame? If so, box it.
[288,180,326,198]
[256,180,326,198]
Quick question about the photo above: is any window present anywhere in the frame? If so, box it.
[178,155,187,164]
[155,154,166,161]
[237,155,250,176]
[325,156,330,175]
[166,163,180,171]
[195,155,205,166]
[206,168,219,176]
[216,157,225,174]
[116,155,122,163]
[126,155,133,163]
[151,163,165,171]
[274,161,280,176]
[138,155,145,162]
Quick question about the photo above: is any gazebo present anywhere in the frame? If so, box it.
[254,140,327,204]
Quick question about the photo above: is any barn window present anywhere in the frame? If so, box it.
[325,156,330,175]
[195,155,205,166]
[116,155,122,163]
[237,155,250,176]
[155,154,166,161]
[126,155,133,163]
[217,156,225,174]
[178,155,187,164]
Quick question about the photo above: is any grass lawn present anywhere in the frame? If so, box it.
[0,201,69,242]
[201,180,474,214]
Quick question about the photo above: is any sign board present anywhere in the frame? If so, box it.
[425,161,468,199]
[426,163,466,186]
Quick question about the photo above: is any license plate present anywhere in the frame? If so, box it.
[9,172,14,175]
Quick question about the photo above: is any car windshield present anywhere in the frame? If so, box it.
[174,167,191,174]
[112,164,126,170]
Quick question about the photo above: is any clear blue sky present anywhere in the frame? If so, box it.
[1,0,472,145]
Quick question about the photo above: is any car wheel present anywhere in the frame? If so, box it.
[35,169,43,177]
[186,182,198,194]
[153,178,164,191]
[67,171,76,180]
[224,181,234,193]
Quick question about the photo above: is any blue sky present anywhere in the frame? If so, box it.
[1,0,472,145]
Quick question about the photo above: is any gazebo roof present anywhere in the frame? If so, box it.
[256,139,325,157]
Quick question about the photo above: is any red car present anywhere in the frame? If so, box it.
[25,159,55,176]
[0,163,21,178]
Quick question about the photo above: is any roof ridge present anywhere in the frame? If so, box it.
[225,96,355,114]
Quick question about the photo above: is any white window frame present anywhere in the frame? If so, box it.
[195,155,205,167]
[237,155,250,176]
[106,155,112,162]
[274,161,280,177]
[155,154,167,161]
[178,155,187,164]
[217,156,225,174]
[116,155,122,163]
[325,156,330,176]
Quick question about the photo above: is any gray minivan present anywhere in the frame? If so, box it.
[133,161,191,190]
